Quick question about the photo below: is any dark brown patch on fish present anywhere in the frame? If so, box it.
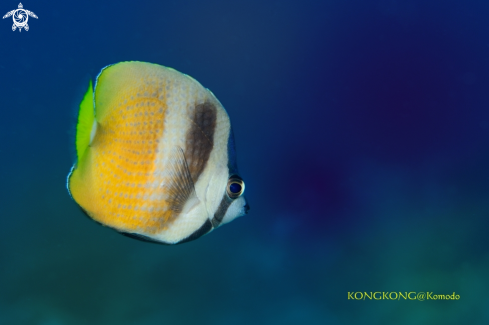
[185,101,217,183]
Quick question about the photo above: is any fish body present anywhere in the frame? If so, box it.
[67,62,248,244]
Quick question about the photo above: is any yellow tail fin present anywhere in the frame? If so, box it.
[75,80,94,163]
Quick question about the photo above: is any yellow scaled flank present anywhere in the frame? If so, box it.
[69,62,180,234]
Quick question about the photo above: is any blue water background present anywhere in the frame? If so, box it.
[1,0,489,324]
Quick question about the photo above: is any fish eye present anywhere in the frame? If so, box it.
[227,175,245,199]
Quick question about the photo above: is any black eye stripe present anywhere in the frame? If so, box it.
[212,193,232,227]
[213,175,245,227]
[229,174,243,182]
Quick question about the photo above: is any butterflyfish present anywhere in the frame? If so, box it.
[67,61,249,244]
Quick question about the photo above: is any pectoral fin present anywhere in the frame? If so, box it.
[167,147,200,215]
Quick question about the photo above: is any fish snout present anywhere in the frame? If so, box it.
[244,203,250,214]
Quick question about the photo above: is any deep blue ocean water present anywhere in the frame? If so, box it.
[1,0,489,324]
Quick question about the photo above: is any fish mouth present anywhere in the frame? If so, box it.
[244,203,250,214]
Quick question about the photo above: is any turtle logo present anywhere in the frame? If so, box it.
[3,3,37,32]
